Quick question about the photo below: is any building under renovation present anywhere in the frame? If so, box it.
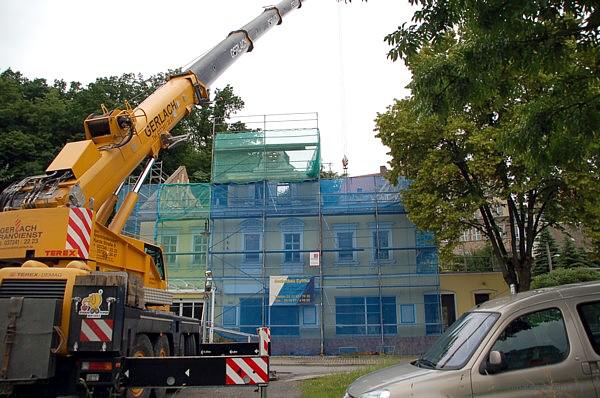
[125,114,441,355]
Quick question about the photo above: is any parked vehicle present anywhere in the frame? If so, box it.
[344,281,600,398]
[0,1,304,397]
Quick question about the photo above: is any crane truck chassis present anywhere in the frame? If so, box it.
[0,0,303,396]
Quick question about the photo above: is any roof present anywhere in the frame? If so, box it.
[474,281,600,313]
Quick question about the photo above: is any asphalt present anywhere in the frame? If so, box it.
[170,356,407,398]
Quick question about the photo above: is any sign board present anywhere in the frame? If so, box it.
[309,251,320,267]
[269,276,314,306]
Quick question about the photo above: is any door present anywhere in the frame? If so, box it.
[441,293,456,330]
[574,300,600,397]
[471,305,595,397]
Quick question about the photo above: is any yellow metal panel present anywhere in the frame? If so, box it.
[46,140,101,179]
[0,208,71,260]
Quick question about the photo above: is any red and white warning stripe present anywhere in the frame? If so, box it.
[80,319,113,342]
[258,327,270,356]
[225,357,269,385]
[66,208,93,259]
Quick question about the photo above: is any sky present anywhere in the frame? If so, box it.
[0,0,415,177]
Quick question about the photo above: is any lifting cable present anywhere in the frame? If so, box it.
[336,6,349,175]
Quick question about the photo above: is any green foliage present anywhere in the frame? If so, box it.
[157,84,245,182]
[298,357,401,398]
[557,238,591,268]
[443,244,496,272]
[532,228,560,276]
[531,267,600,289]
[320,166,340,179]
[376,0,600,291]
[0,69,245,187]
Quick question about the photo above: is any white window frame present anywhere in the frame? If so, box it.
[333,224,358,264]
[191,233,209,266]
[400,304,416,325]
[160,233,178,264]
[302,305,318,326]
[368,222,394,263]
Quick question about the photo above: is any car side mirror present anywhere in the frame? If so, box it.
[485,350,506,374]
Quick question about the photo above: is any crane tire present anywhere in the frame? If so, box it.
[126,334,153,398]
[184,334,197,356]
[152,335,170,398]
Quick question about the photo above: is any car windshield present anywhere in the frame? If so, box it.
[417,311,499,370]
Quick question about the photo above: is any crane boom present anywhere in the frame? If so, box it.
[0,0,304,215]
[188,0,303,87]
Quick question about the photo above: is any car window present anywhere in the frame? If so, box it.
[420,311,499,370]
[577,301,600,355]
[489,308,569,373]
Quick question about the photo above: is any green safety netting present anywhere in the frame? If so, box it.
[212,129,320,184]
[156,183,211,221]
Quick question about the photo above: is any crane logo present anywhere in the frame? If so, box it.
[79,289,110,318]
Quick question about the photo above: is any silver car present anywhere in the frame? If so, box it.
[344,281,600,398]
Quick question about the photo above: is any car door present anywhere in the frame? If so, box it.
[572,299,600,397]
[470,303,595,397]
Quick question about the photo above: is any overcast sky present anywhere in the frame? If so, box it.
[0,0,415,176]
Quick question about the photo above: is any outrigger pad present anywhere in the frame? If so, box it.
[0,298,61,381]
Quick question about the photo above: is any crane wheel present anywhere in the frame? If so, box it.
[126,334,153,398]
[184,334,197,356]
[152,335,170,398]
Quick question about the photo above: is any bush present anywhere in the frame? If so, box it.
[531,268,600,289]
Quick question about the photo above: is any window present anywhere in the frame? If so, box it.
[276,183,290,198]
[171,301,203,321]
[161,235,178,264]
[489,308,569,373]
[213,185,228,207]
[577,301,600,355]
[337,232,354,261]
[302,306,317,325]
[421,311,499,369]
[244,233,261,263]
[417,247,438,274]
[269,306,299,336]
[474,293,490,306]
[222,305,237,326]
[254,183,264,203]
[284,233,301,263]
[372,230,390,260]
[239,298,262,334]
[193,234,208,265]
[461,228,482,242]
[335,296,397,335]
[424,294,442,335]
[400,304,416,324]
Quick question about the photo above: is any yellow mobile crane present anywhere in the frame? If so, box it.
[0,1,304,397]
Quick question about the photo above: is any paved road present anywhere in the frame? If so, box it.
[170,356,408,398]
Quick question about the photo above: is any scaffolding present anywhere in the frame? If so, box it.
[212,113,320,184]
[123,113,441,354]
[208,175,441,355]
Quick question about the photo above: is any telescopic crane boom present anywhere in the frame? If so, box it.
[0,2,306,397]
[0,0,304,219]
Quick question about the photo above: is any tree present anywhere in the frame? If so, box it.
[531,267,600,289]
[158,84,245,182]
[532,228,560,277]
[0,70,246,187]
[376,1,600,291]
[557,238,589,268]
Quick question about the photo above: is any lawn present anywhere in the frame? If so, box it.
[298,356,404,398]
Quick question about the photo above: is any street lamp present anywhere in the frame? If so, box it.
[204,270,215,343]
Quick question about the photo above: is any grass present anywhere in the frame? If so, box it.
[298,356,404,398]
